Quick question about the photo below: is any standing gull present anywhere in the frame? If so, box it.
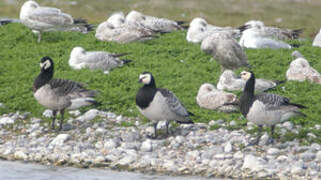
[69,47,132,72]
[196,83,238,113]
[20,0,92,42]
[136,72,193,138]
[286,51,321,84]
[33,56,99,130]
[201,32,250,71]
[239,71,306,145]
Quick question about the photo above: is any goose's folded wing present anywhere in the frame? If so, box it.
[48,79,86,96]
[158,88,189,117]
[255,93,289,110]
[28,7,73,27]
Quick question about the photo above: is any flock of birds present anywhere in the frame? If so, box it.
[2,0,320,144]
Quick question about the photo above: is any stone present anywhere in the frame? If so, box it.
[175,136,185,145]
[307,133,317,139]
[95,141,104,149]
[118,154,137,166]
[267,148,280,155]
[0,117,14,125]
[291,165,305,176]
[224,142,232,153]
[229,120,237,126]
[233,151,243,159]
[14,151,28,160]
[315,124,321,130]
[300,152,315,162]
[42,109,53,118]
[258,133,269,146]
[316,151,321,162]
[277,155,288,162]
[104,139,117,149]
[141,139,152,152]
[76,109,99,122]
[242,154,266,172]
[283,121,293,130]
[208,120,215,126]
[186,150,200,161]
[69,110,81,117]
[94,156,105,164]
[61,123,73,131]
[50,134,71,147]
[95,128,105,135]
[0,103,6,108]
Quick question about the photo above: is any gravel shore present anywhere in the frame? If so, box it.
[0,109,320,179]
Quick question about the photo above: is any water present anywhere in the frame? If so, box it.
[0,160,212,180]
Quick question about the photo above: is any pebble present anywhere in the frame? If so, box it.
[14,151,28,161]
[0,117,14,125]
[283,121,293,130]
[49,134,71,147]
[140,139,152,152]
[224,142,232,153]
[242,155,266,172]
[267,148,280,155]
[42,109,53,118]
[76,109,99,122]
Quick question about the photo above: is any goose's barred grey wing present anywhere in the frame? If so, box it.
[158,88,189,117]
[255,93,306,110]
[49,79,97,97]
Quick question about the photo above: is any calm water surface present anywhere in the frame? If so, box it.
[0,160,216,180]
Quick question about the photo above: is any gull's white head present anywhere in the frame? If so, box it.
[189,17,208,28]
[291,50,304,59]
[20,1,39,19]
[199,83,215,94]
[290,58,310,69]
[69,47,86,68]
[245,20,265,30]
[222,70,238,80]
[138,72,154,85]
[186,25,207,43]
[126,10,145,23]
[107,12,125,28]
[240,71,252,81]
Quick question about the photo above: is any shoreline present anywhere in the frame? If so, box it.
[0,109,320,179]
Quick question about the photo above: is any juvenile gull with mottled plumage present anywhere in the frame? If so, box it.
[20,0,92,42]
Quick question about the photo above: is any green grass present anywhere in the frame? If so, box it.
[0,23,320,144]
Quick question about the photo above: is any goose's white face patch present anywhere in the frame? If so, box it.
[139,74,151,84]
[240,71,251,81]
[40,60,51,70]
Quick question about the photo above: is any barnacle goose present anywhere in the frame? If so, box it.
[136,72,193,138]
[33,56,99,130]
[239,71,306,145]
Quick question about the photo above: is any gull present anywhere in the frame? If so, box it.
[126,10,185,33]
[196,83,239,113]
[19,0,92,43]
[201,32,250,71]
[217,70,284,92]
[244,20,303,40]
[187,17,246,43]
[286,51,321,84]
[239,25,292,49]
[69,46,132,71]
[312,28,321,47]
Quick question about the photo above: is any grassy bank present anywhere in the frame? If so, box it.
[0,23,320,144]
[1,0,321,37]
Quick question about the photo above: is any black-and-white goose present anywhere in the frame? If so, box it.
[239,71,306,145]
[136,72,193,138]
[33,56,99,130]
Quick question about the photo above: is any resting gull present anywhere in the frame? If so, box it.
[217,70,283,92]
[312,28,321,47]
[69,47,132,72]
[286,51,321,84]
[244,20,303,40]
[196,83,238,113]
[126,10,185,33]
[20,0,92,42]
[239,25,292,49]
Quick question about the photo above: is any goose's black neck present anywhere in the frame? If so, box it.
[33,67,54,92]
[240,73,256,117]
[136,80,157,109]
